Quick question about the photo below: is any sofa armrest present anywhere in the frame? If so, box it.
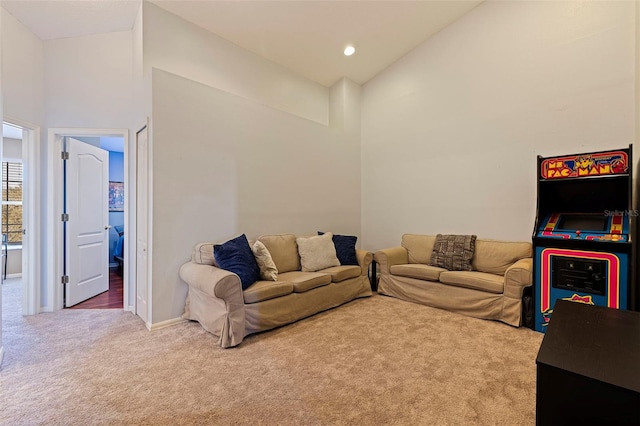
[356,249,373,276]
[374,247,409,275]
[180,262,243,300]
[179,262,246,348]
[503,258,533,299]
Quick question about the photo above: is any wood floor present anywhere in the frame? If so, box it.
[69,268,123,309]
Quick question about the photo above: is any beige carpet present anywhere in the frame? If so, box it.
[1,278,543,425]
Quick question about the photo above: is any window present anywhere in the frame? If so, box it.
[2,161,23,244]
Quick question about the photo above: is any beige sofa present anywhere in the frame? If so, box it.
[374,234,533,327]
[179,233,373,348]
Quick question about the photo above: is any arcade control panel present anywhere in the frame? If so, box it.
[535,212,629,242]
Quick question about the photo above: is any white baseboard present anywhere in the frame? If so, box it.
[0,345,5,369]
[5,273,22,279]
[148,317,186,331]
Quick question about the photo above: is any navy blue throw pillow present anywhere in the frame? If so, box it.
[318,232,358,266]
[214,234,260,290]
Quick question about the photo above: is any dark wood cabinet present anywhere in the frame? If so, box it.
[536,300,640,425]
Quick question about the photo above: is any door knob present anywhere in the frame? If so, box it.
[105,225,112,230]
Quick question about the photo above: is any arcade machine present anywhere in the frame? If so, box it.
[532,146,634,332]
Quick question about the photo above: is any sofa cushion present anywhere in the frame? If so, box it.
[390,264,447,281]
[317,265,361,283]
[257,234,301,273]
[251,240,278,281]
[318,232,358,265]
[243,280,294,304]
[296,233,341,272]
[430,234,476,271]
[278,271,332,293]
[214,234,261,290]
[471,239,533,276]
[401,234,437,264]
[439,271,504,294]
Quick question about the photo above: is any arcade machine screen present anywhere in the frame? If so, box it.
[555,215,608,232]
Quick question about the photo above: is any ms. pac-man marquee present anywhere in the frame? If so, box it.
[532,146,634,332]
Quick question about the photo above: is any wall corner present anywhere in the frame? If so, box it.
[329,77,362,136]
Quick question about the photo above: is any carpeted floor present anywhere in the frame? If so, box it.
[0,278,543,425]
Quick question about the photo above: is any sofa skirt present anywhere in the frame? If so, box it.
[378,274,523,327]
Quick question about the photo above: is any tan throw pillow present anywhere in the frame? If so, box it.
[296,232,340,272]
[252,240,278,281]
[257,234,300,273]
[430,234,476,271]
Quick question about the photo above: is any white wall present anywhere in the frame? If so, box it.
[361,1,636,251]
[6,248,21,277]
[2,137,21,159]
[143,4,363,324]
[330,77,362,136]
[151,68,362,323]
[44,31,133,129]
[1,9,44,125]
[2,28,135,310]
[43,31,134,310]
[1,8,43,313]
[143,2,329,125]
[133,2,147,126]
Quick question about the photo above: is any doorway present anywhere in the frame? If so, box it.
[1,119,39,316]
[65,135,125,309]
[46,128,131,313]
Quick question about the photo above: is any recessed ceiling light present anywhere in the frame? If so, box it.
[344,45,355,56]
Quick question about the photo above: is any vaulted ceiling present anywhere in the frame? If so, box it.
[1,0,482,86]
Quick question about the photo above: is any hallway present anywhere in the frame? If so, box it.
[69,268,123,309]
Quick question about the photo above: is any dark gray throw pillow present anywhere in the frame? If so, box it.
[214,234,260,290]
[429,234,476,271]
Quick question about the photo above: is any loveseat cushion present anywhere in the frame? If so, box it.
[317,265,361,283]
[278,271,332,293]
[390,264,447,281]
[401,234,437,264]
[471,240,533,276]
[439,271,504,294]
[257,234,301,273]
[243,280,294,304]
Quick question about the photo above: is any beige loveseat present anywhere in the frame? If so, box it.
[179,233,373,348]
[374,234,533,327]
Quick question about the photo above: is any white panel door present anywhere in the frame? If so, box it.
[136,126,149,322]
[65,137,109,307]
